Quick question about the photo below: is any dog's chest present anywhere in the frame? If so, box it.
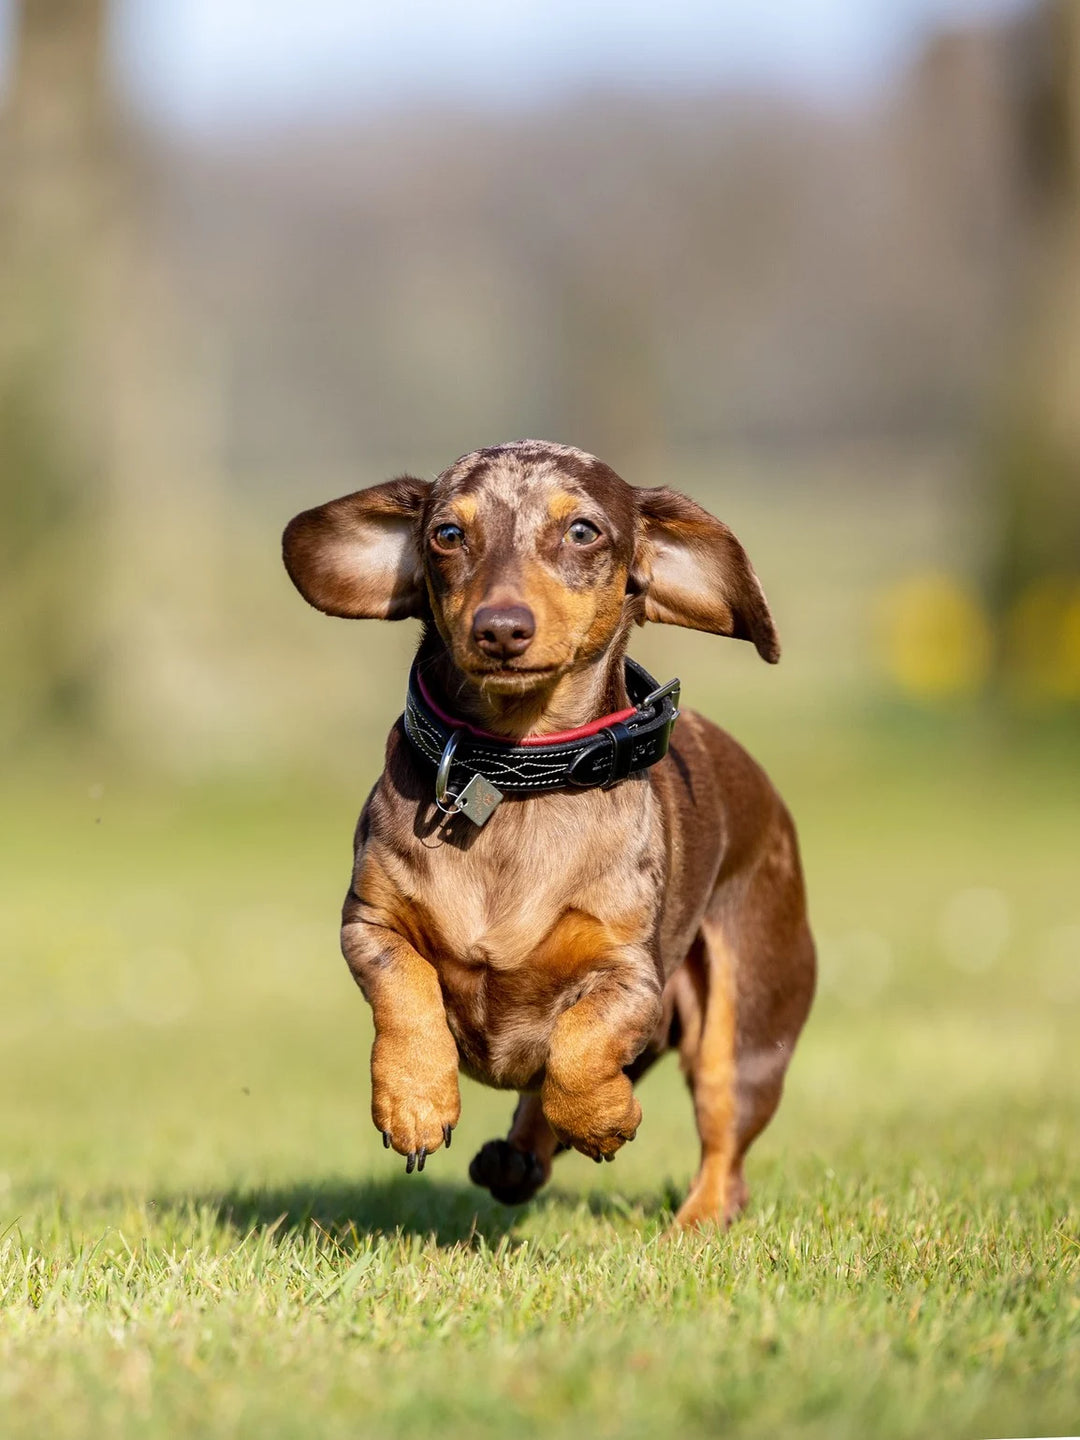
[368,782,663,1084]
[403,793,656,966]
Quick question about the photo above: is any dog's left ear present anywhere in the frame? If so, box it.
[283,476,431,620]
[634,487,780,662]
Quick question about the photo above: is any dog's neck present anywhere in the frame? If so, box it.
[415,629,632,741]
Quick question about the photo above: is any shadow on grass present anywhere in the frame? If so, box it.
[183,1177,521,1247]
[157,1174,676,1248]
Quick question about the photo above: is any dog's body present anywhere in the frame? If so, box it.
[284,440,814,1228]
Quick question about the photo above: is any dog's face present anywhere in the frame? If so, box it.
[283,440,779,690]
[419,443,641,693]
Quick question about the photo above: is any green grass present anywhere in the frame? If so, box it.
[1,734,1078,1439]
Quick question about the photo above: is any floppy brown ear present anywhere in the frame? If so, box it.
[282,476,431,620]
[635,487,780,662]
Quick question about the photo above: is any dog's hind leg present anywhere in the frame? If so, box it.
[670,923,741,1230]
[471,969,686,1207]
[673,811,815,1230]
[469,1094,562,1205]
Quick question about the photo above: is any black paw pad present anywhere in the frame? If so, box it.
[468,1139,546,1206]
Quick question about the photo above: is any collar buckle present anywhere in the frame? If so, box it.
[641,676,681,716]
[565,699,677,789]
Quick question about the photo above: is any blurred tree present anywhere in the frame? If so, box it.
[0,1,229,763]
[0,0,112,743]
[985,0,1080,702]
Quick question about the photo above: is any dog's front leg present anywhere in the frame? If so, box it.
[541,960,662,1162]
[341,912,461,1170]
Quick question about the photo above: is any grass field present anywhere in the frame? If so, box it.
[2,727,1078,1439]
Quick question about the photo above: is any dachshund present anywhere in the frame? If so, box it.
[283,440,814,1228]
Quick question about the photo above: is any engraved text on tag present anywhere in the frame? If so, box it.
[456,773,503,827]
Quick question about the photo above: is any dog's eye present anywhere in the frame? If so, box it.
[566,519,601,546]
[432,524,465,552]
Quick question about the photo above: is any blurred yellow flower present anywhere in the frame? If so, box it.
[876,572,992,700]
[1007,577,1080,700]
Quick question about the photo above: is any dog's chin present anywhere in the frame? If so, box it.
[464,663,564,695]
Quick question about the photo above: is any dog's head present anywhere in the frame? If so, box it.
[283,440,779,693]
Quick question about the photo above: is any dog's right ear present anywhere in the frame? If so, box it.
[282,477,431,620]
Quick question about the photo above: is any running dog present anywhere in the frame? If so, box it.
[282,440,815,1228]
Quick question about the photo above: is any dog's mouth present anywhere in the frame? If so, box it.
[465,662,562,690]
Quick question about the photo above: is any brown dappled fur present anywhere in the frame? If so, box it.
[284,440,815,1227]
[636,487,780,662]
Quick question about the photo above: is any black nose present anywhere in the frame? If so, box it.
[471,604,536,661]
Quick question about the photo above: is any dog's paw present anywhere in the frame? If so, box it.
[468,1139,548,1205]
[541,1071,642,1162]
[371,1033,461,1173]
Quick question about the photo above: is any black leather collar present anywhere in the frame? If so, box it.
[403,657,680,797]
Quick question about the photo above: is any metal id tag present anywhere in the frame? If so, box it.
[455,772,503,827]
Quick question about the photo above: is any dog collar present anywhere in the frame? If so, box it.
[403,658,681,826]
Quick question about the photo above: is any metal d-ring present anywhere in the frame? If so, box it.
[642,675,681,717]
[434,728,465,814]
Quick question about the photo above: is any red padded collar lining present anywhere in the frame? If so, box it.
[415,671,636,748]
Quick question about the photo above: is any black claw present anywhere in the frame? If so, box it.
[382,1131,390,1149]
[593,1154,603,1164]
[444,1125,453,1149]
[417,1147,427,1172]
[405,1152,416,1175]
[604,1153,614,1163]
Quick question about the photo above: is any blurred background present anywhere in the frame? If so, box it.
[3,0,1080,771]
[1,1,1077,1213]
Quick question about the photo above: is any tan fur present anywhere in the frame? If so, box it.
[673,923,739,1227]
[284,440,815,1226]
[452,495,479,527]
